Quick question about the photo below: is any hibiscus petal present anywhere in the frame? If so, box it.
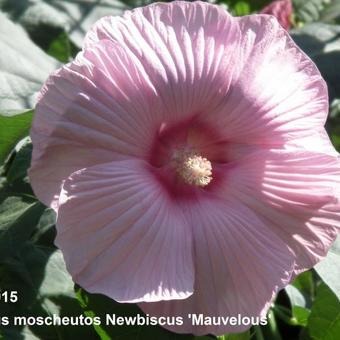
[140,198,294,335]
[224,148,340,274]
[84,2,327,147]
[140,146,340,335]
[55,159,194,303]
[83,1,240,120]
[200,14,328,145]
[288,129,339,157]
[29,39,161,210]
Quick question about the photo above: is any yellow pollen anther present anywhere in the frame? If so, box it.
[176,153,213,187]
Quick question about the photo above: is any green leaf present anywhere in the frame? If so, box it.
[0,245,97,339]
[233,2,251,16]
[307,283,340,339]
[291,23,340,100]
[46,30,71,63]
[6,139,32,183]
[330,133,340,151]
[314,235,340,301]
[0,12,59,111]
[293,0,328,23]
[223,0,270,13]
[1,326,41,340]
[291,306,310,327]
[0,194,45,260]
[328,99,340,151]
[217,330,250,339]
[75,286,195,340]
[319,0,340,22]
[292,270,315,300]
[285,284,306,308]
[285,284,310,326]
[330,98,340,118]
[0,0,130,48]
[31,208,56,247]
[0,110,33,164]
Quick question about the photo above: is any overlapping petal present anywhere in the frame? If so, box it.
[221,148,340,272]
[55,159,194,303]
[29,40,162,209]
[201,14,328,145]
[84,1,240,121]
[84,1,328,147]
[140,196,294,335]
[140,146,340,335]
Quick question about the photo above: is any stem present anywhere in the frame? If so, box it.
[262,309,282,340]
[273,305,299,326]
[253,326,265,340]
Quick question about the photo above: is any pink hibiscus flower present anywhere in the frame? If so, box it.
[260,0,293,30]
[29,1,340,336]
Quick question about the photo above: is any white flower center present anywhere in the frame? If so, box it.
[174,151,212,187]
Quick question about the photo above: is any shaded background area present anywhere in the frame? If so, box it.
[1,1,340,339]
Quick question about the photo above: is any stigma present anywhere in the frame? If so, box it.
[174,152,213,187]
